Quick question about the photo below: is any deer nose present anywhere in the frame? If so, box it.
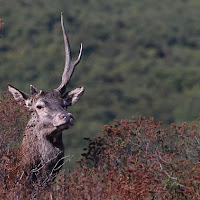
[59,113,74,125]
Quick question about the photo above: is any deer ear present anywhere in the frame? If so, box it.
[30,85,39,95]
[64,86,85,106]
[8,84,29,102]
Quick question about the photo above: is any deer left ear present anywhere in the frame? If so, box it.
[8,84,34,108]
[64,86,85,106]
[8,84,29,101]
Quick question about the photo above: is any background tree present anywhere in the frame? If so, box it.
[1,0,200,169]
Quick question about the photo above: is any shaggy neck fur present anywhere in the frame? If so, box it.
[21,113,64,180]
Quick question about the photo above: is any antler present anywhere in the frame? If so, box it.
[56,12,83,94]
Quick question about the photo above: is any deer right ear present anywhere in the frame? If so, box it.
[8,84,29,102]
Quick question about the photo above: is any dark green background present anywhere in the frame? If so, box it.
[1,0,200,169]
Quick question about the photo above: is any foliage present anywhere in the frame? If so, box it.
[0,92,30,198]
[0,92,28,150]
[64,116,200,199]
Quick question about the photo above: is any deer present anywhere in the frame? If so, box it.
[2,12,84,194]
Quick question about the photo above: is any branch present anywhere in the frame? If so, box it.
[29,153,73,199]
[155,152,186,189]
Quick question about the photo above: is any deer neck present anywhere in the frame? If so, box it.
[21,113,64,170]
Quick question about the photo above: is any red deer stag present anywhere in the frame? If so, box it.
[2,12,84,194]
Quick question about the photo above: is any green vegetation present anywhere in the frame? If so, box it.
[1,0,200,168]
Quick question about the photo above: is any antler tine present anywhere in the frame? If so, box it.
[56,12,83,94]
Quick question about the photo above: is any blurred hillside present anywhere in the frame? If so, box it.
[1,0,200,168]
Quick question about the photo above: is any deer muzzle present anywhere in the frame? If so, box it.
[53,113,74,128]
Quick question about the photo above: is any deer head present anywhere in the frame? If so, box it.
[8,12,84,134]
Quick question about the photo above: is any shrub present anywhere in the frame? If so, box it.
[0,92,30,198]
[0,92,29,149]
[65,116,200,199]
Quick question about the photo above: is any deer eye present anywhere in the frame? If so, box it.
[36,105,43,109]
